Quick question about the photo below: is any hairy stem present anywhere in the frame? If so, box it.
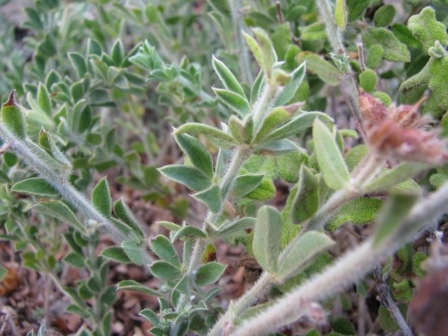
[209,272,273,336]
[316,0,361,119]
[373,267,414,336]
[233,181,448,335]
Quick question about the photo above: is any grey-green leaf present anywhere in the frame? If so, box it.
[278,231,334,280]
[253,205,283,273]
[214,88,250,117]
[150,235,181,267]
[362,28,410,62]
[274,62,306,107]
[195,262,226,286]
[101,247,131,264]
[159,165,211,191]
[114,199,145,239]
[121,241,148,265]
[291,166,319,224]
[175,133,213,177]
[150,261,181,281]
[313,119,350,190]
[32,201,86,233]
[192,184,222,213]
[91,177,112,216]
[217,217,256,238]
[172,226,207,241]
[117,280,162,297]
[175,123,237,149]
[233,174,264,198]
[11,178,59,197]
[212,56,246,97]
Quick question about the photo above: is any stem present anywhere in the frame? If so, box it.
[233,181,448,335]
[373,267,414,336]
[230,0,253,84]
[208,272,273,336]
[316,0,361,120]
[176,146,252,312]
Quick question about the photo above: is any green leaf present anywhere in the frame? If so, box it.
[101,247,131,264]
[291,166,319,224]
[265,111,331,143]
[347,0,371,21]
[139,308,160,326]
[313,119,350,190]
[159,165,211,191]
[373,5,395,27]
[150,261,181,280]
[91,177,112,216]
[228,116,253,144]
[150,235,181,267]
[213,88,250,117]
[301,22,327,40]
[37,83,52,115]
[117,279,163,297]
[278,231,334,280]
[158,221,182,232]
[111,40,125,66]
[245,178,276,200]
[192,185,222,213]
[233,174,264,198]
[172,226,207,241]
[366,44,384,69]
[274,62,306,106]
[121,241,147,265]
[1,91,26,139]
[113,199,145,239]
[68,52,87,78]
[253,107,291,143]
[253,206,282,273]
[326,198,383,231]
[217,217,256,238]
[408,6,448,53]
[32,201,86,233]
[244,28,277,76]
[195,262,226,286]
[175,133,213,178]
[212,56,245,97]
[11,178,59,197]
[63,252,85,268]
[175,123,237,149]
[335,0,348,31]
[296,52,341,86]
[362,28,410,62]
[38,130,71,166]
[364,162,428,192]
[373,193,419,247]
[359,69,378,93]
[429,56,448,110]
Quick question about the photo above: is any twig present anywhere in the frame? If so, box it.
[373,267,414,336]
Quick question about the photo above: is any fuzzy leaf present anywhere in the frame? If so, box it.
[139,308,160,326]
[347,0,371,21]
[233,174,264,198]
[366,44,384,69]
[408,6,447,53]
[373,5,395,27]
[296,52,341,86]
[214,88,250,117]
[91,177,112,216]
[364,162,428,192]
[301,22,327,40]
[217,217,256,238]
[291,166,319,224]
[327,198,383,231]
[117,280,162,297]
[172,226,207,241]
[335,0,348,31]
[274,63,306,106]
[249,28,277,74]
[175,123,237,149]
[32,201,86,233]
[192,184,222,213]
[228,116,253,144]
[38,130,71,166]
[212,56,245,97]
[101,247,131,264]
[175,133,213,178]
[195,262,226,286]
[253,107,291,143]
[37,83,52,115]
[245,178,276,200]
[150,235,181,267]
[313,119,350,190]
[159,165,211,191]
[12,178,58,197]
[253,206,282,273]
[113,199,145,239]
[121,241,147,265]
[373,193,419,247]
[278,231,334,280]
[265,111,331,142]
[362,28,410,62]
[1,91,26,139]
[429,56,448,110]
[150,261,181,280]
[68,52,87,78]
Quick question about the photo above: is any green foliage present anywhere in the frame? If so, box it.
[0,1,446,335]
